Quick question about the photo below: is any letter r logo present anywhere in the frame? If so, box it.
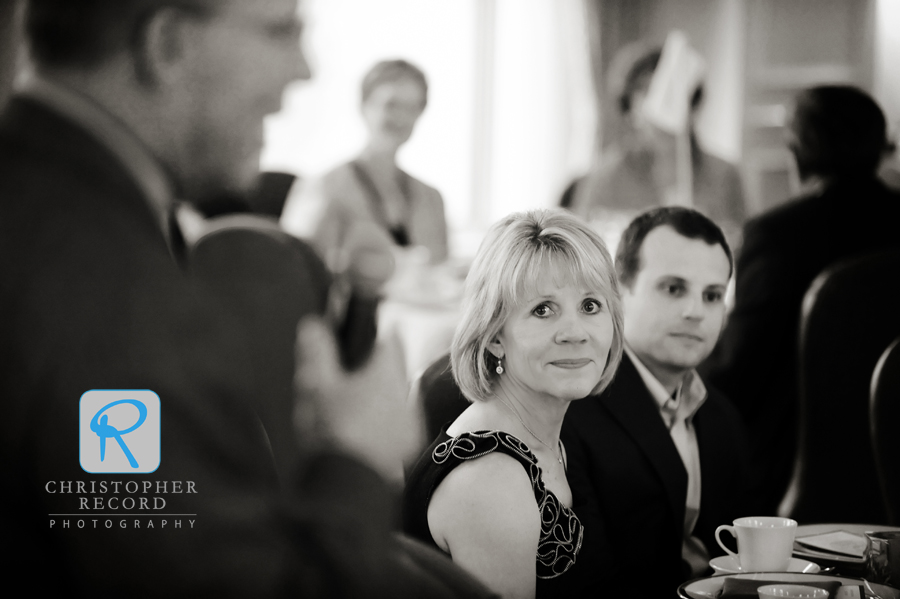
[80,390,160,474]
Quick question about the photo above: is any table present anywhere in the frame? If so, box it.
[379,298,460,381]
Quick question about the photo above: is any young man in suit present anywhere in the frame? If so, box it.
[0,1,485,597]
[562,207,749,597]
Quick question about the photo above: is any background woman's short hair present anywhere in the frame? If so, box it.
[451,209,624,403]
[360,59,428,109]
[609,43,704,115]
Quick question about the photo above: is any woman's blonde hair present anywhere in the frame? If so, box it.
[450,209,624,402]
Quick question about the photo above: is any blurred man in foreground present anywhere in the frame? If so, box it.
[0,0,486,596]
[703,85,900,514]
[562,207,749,597]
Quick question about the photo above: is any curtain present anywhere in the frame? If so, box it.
[0,0,24,110]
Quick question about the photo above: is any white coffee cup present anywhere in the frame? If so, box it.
[715,516,798,572]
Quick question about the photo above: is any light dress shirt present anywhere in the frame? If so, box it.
[17,72,178,253]
[625,345,710,576]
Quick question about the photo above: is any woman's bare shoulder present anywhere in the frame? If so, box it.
[318,162,354,189]
[428,449,539,545]
[427,450,540,598]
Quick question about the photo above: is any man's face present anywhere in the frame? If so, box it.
[622,225,730,381]
[177,0,309,200]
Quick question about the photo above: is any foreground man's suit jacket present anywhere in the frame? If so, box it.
[561,353,750,598]
[0,96,490,599]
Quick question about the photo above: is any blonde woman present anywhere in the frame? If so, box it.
[403,209,624,598]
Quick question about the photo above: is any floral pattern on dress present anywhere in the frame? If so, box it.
[432,430,583,579]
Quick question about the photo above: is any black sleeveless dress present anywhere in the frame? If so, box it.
[402,429,586,597]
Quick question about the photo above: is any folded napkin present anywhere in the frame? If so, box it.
[717,578,843,598]
[795,531,868,558]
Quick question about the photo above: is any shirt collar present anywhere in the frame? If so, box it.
[17,72,175,235]
[624,345,707,427]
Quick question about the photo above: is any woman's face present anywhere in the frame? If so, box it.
[491,268,614,404]
[362,77,426,151]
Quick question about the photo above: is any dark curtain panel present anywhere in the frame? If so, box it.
[0,0,24,111]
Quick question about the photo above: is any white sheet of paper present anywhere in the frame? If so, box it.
[642,30,706,135]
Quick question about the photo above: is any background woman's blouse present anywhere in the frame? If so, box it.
[284,160,448,269]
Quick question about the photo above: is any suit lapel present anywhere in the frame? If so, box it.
[693,397,731,522]
[601,354,688,539]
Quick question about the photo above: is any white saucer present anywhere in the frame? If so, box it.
[709,555,821,574]
[679,573,900,599]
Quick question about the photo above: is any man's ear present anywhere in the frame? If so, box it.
[133,7,195,86]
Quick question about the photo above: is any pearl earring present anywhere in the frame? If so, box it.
[496,359,503,375]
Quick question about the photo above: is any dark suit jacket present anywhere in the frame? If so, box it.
[0,96,484,598]
[561,354,750,598]
[702,176,900,513]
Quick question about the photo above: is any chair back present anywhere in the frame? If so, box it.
[188,215,332,479]
[785,250,900,523]
[871,336,900,525]
[415,353,471,448]
[248,172,298,218]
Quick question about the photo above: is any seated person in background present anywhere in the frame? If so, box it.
[702,85,900,514]
[282,58,448,272]
[404,209,625,598]
[561,207,750,598]
[567,43,746,241]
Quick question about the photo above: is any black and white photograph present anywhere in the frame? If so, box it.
[1,1,899,597]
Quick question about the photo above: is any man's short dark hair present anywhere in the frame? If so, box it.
[615,207,733,288]
[788,85,889,180]
[26,0,214,69]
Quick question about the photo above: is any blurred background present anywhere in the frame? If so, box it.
[271,0,900,258]
[2,0,899,257]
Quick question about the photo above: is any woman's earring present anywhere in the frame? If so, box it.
[496,359,503,375]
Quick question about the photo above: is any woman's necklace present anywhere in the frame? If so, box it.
[495,393,563,465]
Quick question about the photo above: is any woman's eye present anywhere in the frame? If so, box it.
[583,299,602,314]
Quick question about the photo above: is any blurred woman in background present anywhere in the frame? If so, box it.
[403,209,624,598]
[281,60,452,370]
[293,59,448,278]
